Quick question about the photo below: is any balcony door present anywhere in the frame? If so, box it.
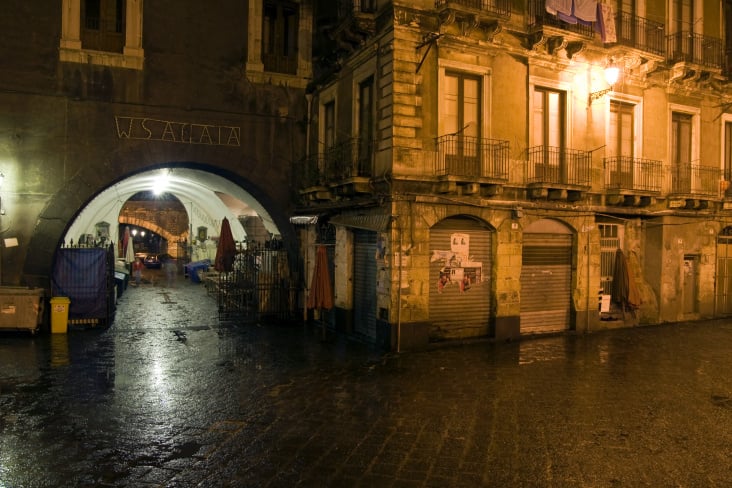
[671,0,695,61]
[671,111,693,193]
[357,76,375,177]
[444,72,481,176]
[724,121,732,196]
[532,87,566,182]
[608,101,635,188]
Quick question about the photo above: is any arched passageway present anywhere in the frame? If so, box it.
[49,165,299,327]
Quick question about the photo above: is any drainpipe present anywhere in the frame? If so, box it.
[305,93,313,161]
[393,214,402,353]
[586,223,591,333]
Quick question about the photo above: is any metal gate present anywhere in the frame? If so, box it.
[599,223,622,295]
[217,243,296,323]
[716,230,732,315]
[429,217,492,340]
[353,230,377,341]
[520,225,573,333]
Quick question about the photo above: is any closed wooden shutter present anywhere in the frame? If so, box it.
[520,233,572,333]
[429,217,492,340]
[716,234,732,315]
[353,230,377,340]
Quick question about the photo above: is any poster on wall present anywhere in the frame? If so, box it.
[431,232,483,295]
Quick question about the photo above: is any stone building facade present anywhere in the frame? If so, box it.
[295,0,732,349]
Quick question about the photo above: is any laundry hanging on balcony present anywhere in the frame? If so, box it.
[596,2,617,43]
[545,0,597,24]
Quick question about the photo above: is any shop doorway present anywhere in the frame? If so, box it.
[520,219,574,334]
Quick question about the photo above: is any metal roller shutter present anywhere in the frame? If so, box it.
[429,217,492,340]
[520,233,572,333]
[353,230,377,340]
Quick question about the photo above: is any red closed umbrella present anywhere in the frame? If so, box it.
[214,217,237,272]
[307,245,333,310]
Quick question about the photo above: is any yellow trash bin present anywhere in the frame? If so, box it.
[50,297,71,334]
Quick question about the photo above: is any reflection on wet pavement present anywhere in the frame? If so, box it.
[2,275,732,486]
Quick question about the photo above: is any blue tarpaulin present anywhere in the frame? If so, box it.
[52,247,111,321]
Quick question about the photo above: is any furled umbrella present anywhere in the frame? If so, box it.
[307,245,334,311]
[307,245,333,339]
[124,226,135,264]
[611,248,640,318]
[214,217,237,272]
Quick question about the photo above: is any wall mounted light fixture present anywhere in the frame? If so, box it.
[589,62,620,105]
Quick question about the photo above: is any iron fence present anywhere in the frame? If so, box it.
[667,32,723,69]
[434,135,509,180]
[615,12,665,56]
[435,0,511,18]
[604,156,663,192]
[527,0,594,37]
[527,146,591,186]
[324,138,374,180]
[670,163,721,197]
[217,243,298,323]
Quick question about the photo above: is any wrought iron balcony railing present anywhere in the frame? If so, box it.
[325,138,374,180]
[615,12,665,56]
[297,154,327,189]
[527,146,591,186]
[670,162,721,197]
[434,135,510,180]
[527,0,594,37]
[435,0,511,19]
[667,32,723,69]
[604,156,663,192]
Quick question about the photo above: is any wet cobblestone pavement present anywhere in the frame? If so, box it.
[2,272,732,487]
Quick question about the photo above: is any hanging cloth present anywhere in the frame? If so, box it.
[574,0,597,22]
[596,3,617,43]
[546,0,572,16]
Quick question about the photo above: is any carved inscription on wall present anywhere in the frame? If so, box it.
[115,116,241,146]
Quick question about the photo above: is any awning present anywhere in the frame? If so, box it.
[289,215,320,225]
[329,214,392,232]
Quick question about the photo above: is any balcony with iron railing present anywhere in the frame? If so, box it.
[604,156,664,193]
[667,32,723,69]
[670,162,721,198]
[324,138,374,181]
[614,12,665,56]
[527,146,592,187]
[335,0,376,42]
[297,154,327,190]
[435,0,511,19]
[527,0,594,38]
[434,135,510,181]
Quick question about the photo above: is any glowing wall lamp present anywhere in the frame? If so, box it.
[589,63,620,105]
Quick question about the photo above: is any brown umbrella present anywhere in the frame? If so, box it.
[307,245,333,310]
[611,248,640,313]
[214,217,236,272]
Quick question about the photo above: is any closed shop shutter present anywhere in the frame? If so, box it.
[429,217,492,340]
[353,229,377,340]
[520,233,572,333]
